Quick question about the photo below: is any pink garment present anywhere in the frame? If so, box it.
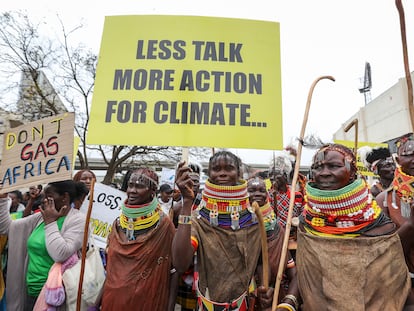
[33,253,79,311]
[45,263,65,307]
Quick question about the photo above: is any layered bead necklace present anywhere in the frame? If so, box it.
[260,200,277,232]
[197,179,257,230]
[391,167,414,218]
[119,197,161,240]
[302,179,382,237]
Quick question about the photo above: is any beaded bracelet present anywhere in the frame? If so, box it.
[283,294,299,310]
[277,302,296,311]
[178,215,192,225]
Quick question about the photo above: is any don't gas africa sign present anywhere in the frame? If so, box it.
[0,113,74,193]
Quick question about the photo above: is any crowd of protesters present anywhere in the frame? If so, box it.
[2,139,414,310]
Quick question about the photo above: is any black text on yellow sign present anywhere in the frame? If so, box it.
[106,40,265,127]
[87,15,282,149]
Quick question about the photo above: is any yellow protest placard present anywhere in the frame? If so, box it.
[0,113,75,192]
[87,15,282,150]
[334,140,389,177]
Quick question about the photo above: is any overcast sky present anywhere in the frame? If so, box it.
[2,0,414,166]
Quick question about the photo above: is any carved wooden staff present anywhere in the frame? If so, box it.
[76,178,96,311]
[271,76,335,310]
[396,0,414,132]
[244,201,269,311]
[344,118,359,158]
[253,201,269,289]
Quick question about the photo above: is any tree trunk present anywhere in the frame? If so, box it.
[102,165,117,185]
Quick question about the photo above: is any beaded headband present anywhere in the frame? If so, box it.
[312,144,356,172]
[398,139,414,156]
[375,157,395,171]
[128,172,158,190]
[248,177,262,186]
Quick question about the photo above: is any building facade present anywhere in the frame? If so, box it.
[333,71,414,152]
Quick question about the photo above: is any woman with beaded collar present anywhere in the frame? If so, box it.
[376,137,414,308]
[297,143,410,310]
[100,168,176,311]
[247,176,300,311]
[173,151,274,311]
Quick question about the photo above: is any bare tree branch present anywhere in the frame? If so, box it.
[0,11,211,184]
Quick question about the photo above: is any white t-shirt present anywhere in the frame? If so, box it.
[8,198,26,213]
[158,197,172,217]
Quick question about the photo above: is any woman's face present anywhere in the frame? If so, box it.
[376,158,396,180]
[79,171,95,190]
[247,179,267,206]
[159,190,173,203]
[43,185,66,211]
[126,173,154,205]
[397,154,414,176]
[272,171,288,192]
[312,150,352,190]
[397,141,414,176]
[209,156,239,186]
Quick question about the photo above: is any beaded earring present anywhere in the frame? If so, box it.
[209,203,218,226]
[401,200,411,218]
[231,206,240,230]
[248,204,258,223]
[126,217,135,241]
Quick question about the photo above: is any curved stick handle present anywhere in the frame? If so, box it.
[344,118,359,159]
[271,75,335,311]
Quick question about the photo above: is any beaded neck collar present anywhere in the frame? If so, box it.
[122,197,159,217]
[303,179,381,235]
[392,167,414,203]
[260,201,277,232]
[197,179,256,230]
[200,179,250,213]
[120,197,161,240]
[391,167,414,217]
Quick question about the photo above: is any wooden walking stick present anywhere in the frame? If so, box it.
[76,178,96,311]
[271,75,335,310]
[344,118,359,158]
[253,201,269,289]
[395,0,414,132]
[246,201,269,311]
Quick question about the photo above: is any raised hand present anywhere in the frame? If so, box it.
[175,161,195,200]
[40,197,68,224]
